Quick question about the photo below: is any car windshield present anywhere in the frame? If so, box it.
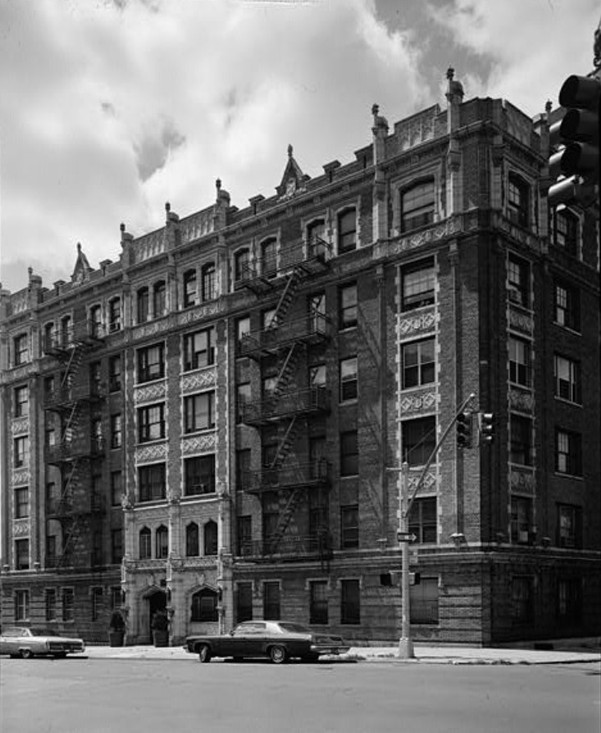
[30,628,58,636]
[277,622,313,634]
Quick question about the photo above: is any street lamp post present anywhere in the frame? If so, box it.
[398,461,414,659]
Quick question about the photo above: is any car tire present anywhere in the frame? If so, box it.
[269,645,288,664]
[20,649,33,659]
[197,644,211,663]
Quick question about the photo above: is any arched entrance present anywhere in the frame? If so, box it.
[146,589,167,641]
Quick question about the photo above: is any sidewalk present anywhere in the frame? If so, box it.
[85,642,601,666]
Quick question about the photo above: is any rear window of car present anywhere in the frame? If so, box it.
[31,629,58,636]
[278,623,312,633]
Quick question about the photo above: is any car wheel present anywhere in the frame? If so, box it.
[269,645,288,664]
[20,649,33,659]
[197,644,211,663]
[302,653,320,663]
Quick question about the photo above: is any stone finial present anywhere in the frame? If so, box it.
[165,201,171,213]
[545,99,553,115]
[446,67,455,81]
[120,222,125,233]
[28,266,33,277]
[371,103,379,117]
[288,144,293,158]
[216,178,222,191]
[77,242,82,252]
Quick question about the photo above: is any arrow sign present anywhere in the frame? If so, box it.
[397,531,417,543]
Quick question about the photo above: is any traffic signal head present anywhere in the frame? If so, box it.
[456,411,473,449]
[478,412,495,444]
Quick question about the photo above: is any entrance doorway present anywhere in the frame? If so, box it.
[147,589,167,640]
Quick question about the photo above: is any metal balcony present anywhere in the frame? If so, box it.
[46,437,105,464]
[242,459,330,494]
[237,532,333,562]
[45,385,105,410]
[238,313,331,359]
[240,386,329,426]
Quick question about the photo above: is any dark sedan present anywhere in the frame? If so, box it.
[184,620,350,663]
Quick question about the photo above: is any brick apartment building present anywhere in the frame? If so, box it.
[1,71,599,645]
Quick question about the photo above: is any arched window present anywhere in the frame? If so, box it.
[234,249,250,284]
[190,588,218,622]
[137,287,149,323]
[307,219,326,257]
[139,527,151,559]
[60,315,72,348]
[44,322,55,352]
[183,269,197,308]
[338,209,357,254]
[156,525,168,559]
[260,239,277,278]
[203,520,218,556]
[153,281,166,317]
[554,208,579,256]
[401,180,435,233]
[186,522,199,557]
[201,263,216,302]
[89,305,102,338]
[108,298,121,332]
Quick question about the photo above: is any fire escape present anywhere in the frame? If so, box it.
[44,319,106,570]
[238,238,333,565]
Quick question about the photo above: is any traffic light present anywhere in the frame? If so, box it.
[456,411,473,449]
[478,412,495,444]
[548,74,600,206]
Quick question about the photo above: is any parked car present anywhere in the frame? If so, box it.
[0,627,85,659]
[184,620,350,663]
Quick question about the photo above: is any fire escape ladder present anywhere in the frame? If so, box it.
[269,415,300,470]
[273,343,300,398]
[268,487,304,554]
[57,515,81,568]
[271,269,301,327]
[61,342,85,385]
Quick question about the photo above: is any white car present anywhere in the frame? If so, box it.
[0,627,85,659]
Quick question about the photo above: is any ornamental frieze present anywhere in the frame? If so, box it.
[11,417,29,435]
[182,433,216,455]
[181,369,217,393]
[12,469,30,486]
[132,320,167,341]
[509,388,534,413]
[177,301,221,326]
[509,466,535,494]
[136,443,168,464]
[497,216,542,253]
[508,307,534,335]
[407,470,437,493]
[380,216,463,259]
[13,520,29,537]
[398,309,437,337]
[135,381,167,404]
[400,390,438,415]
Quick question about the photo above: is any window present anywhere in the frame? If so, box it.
[109,355,122,392]
[15,590,29,621]
[201,263,216,301]
[555,429,582,476]
[191,589,218,622]
[557,578,582,626]
[14,385,28,417]
[236,582,253,623]
[340,430,358,476]
[110,414,122,449]
[511,576,534,624]
[554,281,580,331]
[155,525,168,559]
[111,529,123,564]
[183,269,197,308]
[309,364,326,390]
[46,535,57,566]
[15,539,29,570]
[111,471,122,506]
[408,497,437,543]
[62,588,74,622]
[139,527,152,559]
[309,580,328,625]
[307,219,326,249]
[14,436,28,468]
[89,305,102,337]
[184,392,215,433]
[554,208,579,255]
[309,292,326,335]
[263,582,280,620]
[262,308,277,331]
[91,418,103,452]
[401,259,435,311]
[45,588,57,621]
[138,403,165,443]
[236,316,251,353]
[509,337,531,386]
[340,357,358,401]
[340,505,359,549]
[14,334,28,365]
[507,173,529,227]
[410,577,439,624]
[507,256,529,307]
[44,322,55,351]
[184,455,216,495]
[153,280,166,317]
[260,239,277,277]
[402,339,435,388]
[236,449,251,490]
[338,208,357,253]
[138,463,166,502]
[340,579,360,625]
[91,587,103,621]
[402,417,436,467]
[236,382,251,424]
[111,586,122,610]
[60,315,72,347]
[183,328,215,371]
[137,343,165,383]
[401,179,435,233]
[234,249,250,283]
[510,415,532,466]
[203,521,218,556]
[262,491,279,544]
[237,515,252,555]
[510,496,532,544]
[186,523,199,557]
[339,283,357,329]
[14,487,28,519]
[557,504,582,549]
[137,286,149,323]
[554,355,581,403]
[108,297,121,332]
[90,361,102,395]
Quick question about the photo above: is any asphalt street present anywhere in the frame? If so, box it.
[1,656,599,733]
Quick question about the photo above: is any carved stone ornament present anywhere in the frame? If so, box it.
[399,309,436,337]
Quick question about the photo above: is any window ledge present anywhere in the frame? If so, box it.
[553,396,583,408]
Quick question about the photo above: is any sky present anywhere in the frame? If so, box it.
[0,0,599,294]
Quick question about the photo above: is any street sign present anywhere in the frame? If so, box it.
[397,531,417,543]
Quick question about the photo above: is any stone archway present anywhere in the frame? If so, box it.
[144,588,167,642]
